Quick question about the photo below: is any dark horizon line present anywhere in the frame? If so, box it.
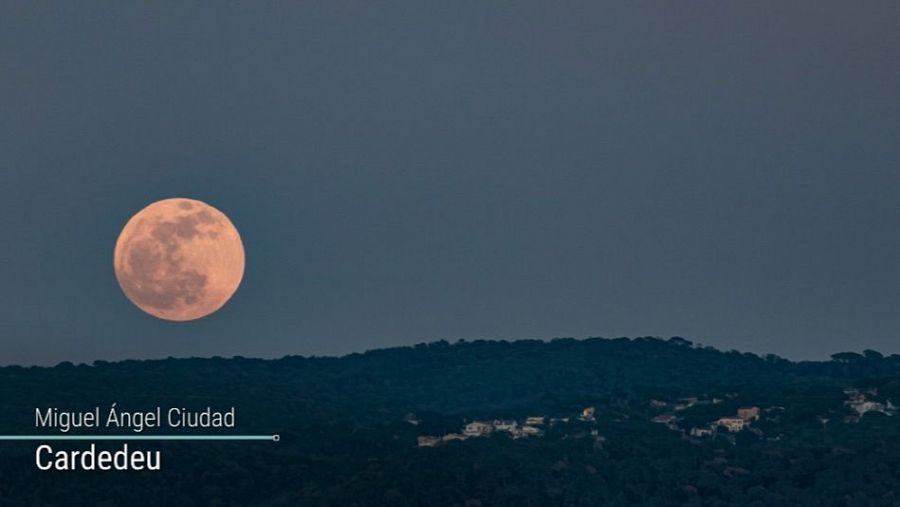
[0,335,891,370]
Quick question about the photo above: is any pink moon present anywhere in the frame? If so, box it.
[113,198,245,321]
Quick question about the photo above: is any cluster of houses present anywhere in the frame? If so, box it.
[843,388,897,422]
[416,407,597,447]
[692,406,761,437]
[650,398,763,438]
[650,396,726,412]
[651,387,900,437]
[416,388,899,448]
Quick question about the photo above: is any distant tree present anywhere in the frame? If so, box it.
[830,352,864,363]
[764,354,788,364]
[668,337,693,347]
[863,349,884,360]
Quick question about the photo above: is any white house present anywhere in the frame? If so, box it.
[690,427,714,437]
[464,421,494,437]
[525,416,546,425]
[716,417,745,432]
[492,420,517,432]
[417,436,441,447]
[849,401,886,416]
[522,425,542,436]
[650,413,680,431]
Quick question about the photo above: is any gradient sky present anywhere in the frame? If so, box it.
[1,2,898,365]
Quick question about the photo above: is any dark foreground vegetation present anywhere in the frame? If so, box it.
[2,337,900,506]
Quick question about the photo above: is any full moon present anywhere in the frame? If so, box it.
[114,198,245,321]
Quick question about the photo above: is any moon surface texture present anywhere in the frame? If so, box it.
[114,198,245,321]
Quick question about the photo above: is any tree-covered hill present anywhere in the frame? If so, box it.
[2,337,900,506]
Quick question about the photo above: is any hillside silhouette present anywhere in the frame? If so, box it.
[2,337,900,506]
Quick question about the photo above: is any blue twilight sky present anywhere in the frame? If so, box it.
[1,1,898,365]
